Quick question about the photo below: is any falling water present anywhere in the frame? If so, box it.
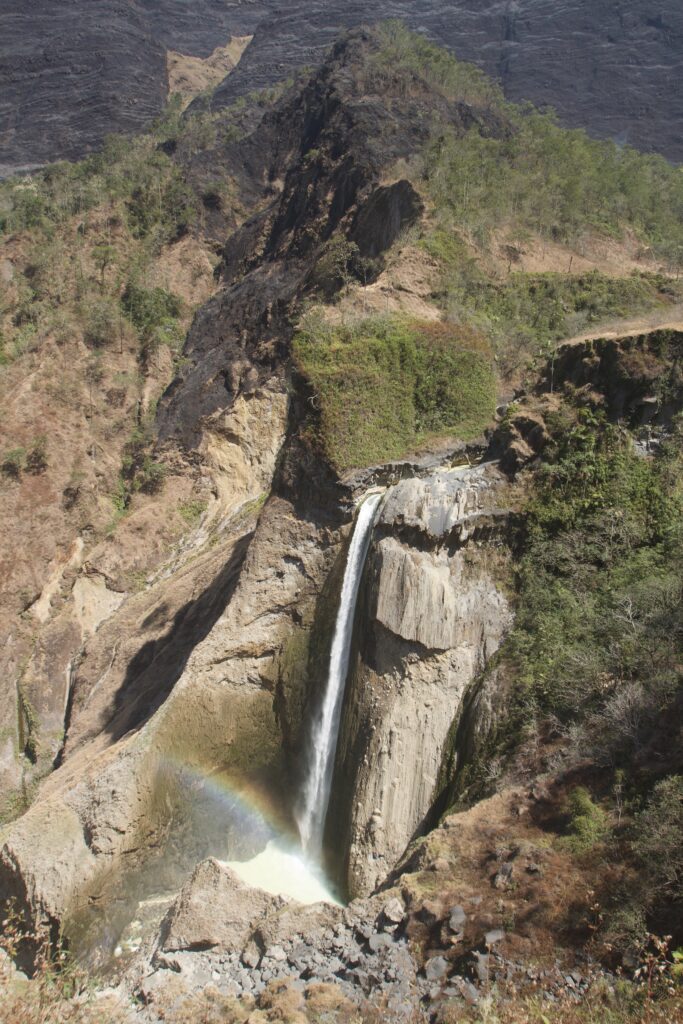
[297,491,383,856]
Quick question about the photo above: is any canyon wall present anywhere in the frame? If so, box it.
[329,466,513,897]
[2,1,683,175]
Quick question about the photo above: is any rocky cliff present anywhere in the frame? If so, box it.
[329,466,513,897]
[0,0,267,175]
[2,23,683,1024]
[0,29,488,952]
[2,0,683,175]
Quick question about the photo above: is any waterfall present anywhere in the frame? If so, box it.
[297,491,383,856]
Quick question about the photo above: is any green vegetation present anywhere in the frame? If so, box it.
[367,23,683,377]
[1,447,26,478]
[293,315,497,469]
[0,130,198,243]
[25,436,48,474]
[378,22,683,257]
[508,412,682,732]
[121,282,184,361]
[179,498,208,526]
[374,21,504,109]
[480,403,683,943]
[424,228,675,367]
[0,102,219,375]
[563,787,609,854]
[632,776,683,904]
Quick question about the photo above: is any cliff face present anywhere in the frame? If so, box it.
[0,30,470,947]
[329,466,513,897]
[2,0,682,176]
[0,0,267,176]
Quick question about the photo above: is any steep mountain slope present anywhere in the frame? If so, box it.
[1,0,683,175]
[212,0,683,162]
[0,0,267,175]
[1,25,683,1024]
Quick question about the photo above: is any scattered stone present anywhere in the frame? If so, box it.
[485,929,505,947]
[448,905,467,931]
[418,900,442,925]
[453,977,480,1005]
[424,956,449,982]
[493,863,514,889]
[242,941,261,969]
[380,897,405,928]
[368,933,393,953]
[265,945,287,962]
[473,951,489,984]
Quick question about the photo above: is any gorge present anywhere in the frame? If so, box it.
[1,19,683,1024]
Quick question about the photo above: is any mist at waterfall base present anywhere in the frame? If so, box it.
[228,491,384,903]
[69,492,381,966]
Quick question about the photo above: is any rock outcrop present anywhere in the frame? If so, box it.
[330,465,513,897]
[159,858,286,954]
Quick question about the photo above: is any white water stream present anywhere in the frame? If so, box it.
[296,491,383,856]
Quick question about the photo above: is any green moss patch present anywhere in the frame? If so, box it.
[293,315,497,471]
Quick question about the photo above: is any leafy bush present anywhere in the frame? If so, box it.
[632,776,683,904]
[136,455,167,494]
[25,436,48,474]
[293,315,496,469]
[423,109,683,254]
[506,413,683,733]
[121,282,183,360]
[81,296,119,347]
[179,499,208,526]
[1,448,26,478]
[374,21,504,109]
[563,787,609,854]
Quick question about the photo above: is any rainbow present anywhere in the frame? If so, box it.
[157,755,342,906]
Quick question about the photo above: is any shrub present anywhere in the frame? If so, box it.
[179,499,208,526]
[632,776,683,904]
[121,282,183,361]
[81,296,119,347]
[136,455,167,494]
[1,448,26,478]
[563,787,609,853]
[25,436,48,474]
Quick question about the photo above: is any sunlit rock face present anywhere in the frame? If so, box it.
[330,465,514,897]
[2,0,682,174]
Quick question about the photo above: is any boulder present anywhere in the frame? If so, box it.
[160,858,284,953]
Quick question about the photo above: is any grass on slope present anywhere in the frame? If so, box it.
[422,228,679,369]
[293,315,497,470]
[377,21,683,260]
[369,23,683,377]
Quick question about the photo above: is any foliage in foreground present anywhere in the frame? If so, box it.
[293,315,497,469]
[489,410,683,943]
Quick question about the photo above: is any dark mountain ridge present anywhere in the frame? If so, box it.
[1,0,682,176]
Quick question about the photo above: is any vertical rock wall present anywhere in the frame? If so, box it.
[329,466,513,897]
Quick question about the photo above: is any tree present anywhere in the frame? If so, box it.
[92,244,116,288]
